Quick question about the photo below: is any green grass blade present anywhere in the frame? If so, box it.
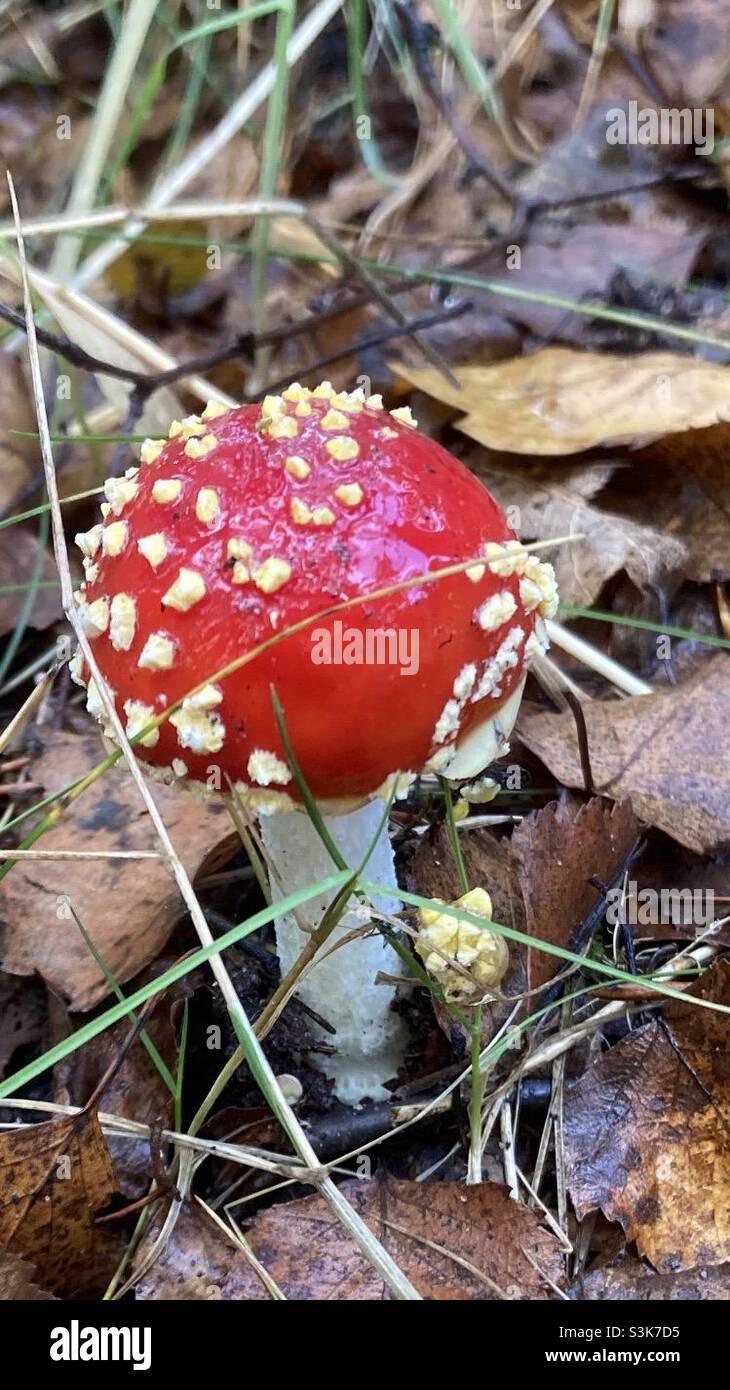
[362,881,730,1013]
[69,904,177,1096]
[560,604,730,650]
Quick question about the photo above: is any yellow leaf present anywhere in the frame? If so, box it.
[392,348,730,455]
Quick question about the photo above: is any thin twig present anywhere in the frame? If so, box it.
[0,849,164,860]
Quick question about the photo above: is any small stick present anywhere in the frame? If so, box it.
[0,849,164,860]
[564,689,594,796]
[0,663,62,755]
[500,1099,519,1199]
[546,619,652,696]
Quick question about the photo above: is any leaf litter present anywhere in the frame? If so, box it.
[0,0,729,1307]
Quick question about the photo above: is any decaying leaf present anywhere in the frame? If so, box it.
[136,1178,564,1301]
[54,1002,178,1199]
[591,444,730,588]
[564,961,730,1273]
[394,349,730,456]
[518,654,730,855]
[573,1254,730,1301]
[0,731,231,1009]
[511,798,640,995]
[0,1250,56,1300]
[0,1111,121,1298]
[475,458,687,608]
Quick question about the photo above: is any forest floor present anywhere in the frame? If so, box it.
[0,0,729,1306]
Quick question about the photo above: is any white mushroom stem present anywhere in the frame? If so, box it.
[259,801,406,1105]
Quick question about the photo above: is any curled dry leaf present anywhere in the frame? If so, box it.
[136,1178,564,1301]
[564,960,730,1273]
[394,349,730,456]
[476,457,686,609]
[511,797,640,995]
[0,1111,121,1298]
[518,654,730,856]
[0,731,230,1009]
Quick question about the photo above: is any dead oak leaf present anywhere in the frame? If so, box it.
[0,731,230,1009]
[518,654,730,855]
[394,349,730,456]
[0,1111,121,1298]
[511,797,640,995]
[564,960,730,1273]
[594,445,730,587]
[137,1180,564,1301]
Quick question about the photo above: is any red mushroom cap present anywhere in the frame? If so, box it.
[71,385,557,810]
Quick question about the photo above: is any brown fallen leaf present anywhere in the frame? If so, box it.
[0,1111,121,1298]
[135,1203,275,1302]
[511,798,640,995]
[670,424,730,515]
[573,1254,730,1301]
[474,456,686,612]
[0,1250,56,1300]
[54,1000,177,1200]
[592,445,730,587]
[564,960,730,1273]
[466,213,705,351]
[394,349,730,456]
[0,528,63,637]
[0,731,231,1009]
[648,0,730,102]
[136,1178,564,1301]
[629,844,730,948]
[518,654,730,855]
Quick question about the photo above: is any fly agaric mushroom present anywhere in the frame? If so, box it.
[70,383,557,1102]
